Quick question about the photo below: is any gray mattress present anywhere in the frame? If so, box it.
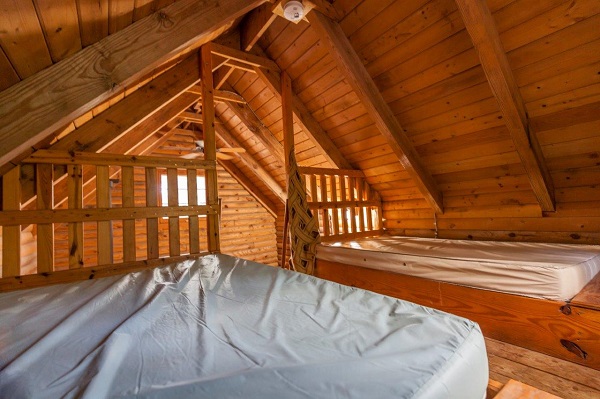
[0,254,488,398]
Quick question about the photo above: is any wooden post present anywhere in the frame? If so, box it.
[200,44,220,253]
[2,166,21,277]
[67,164,83,268]
[348,176,357,234]
[121,166,136,262]
[331,175,339,235]
[320,175,329,237]
[339,175,348,235]
[36,164,54,273]
[167,168,180,256]
[281,70,295,258]
[96,165,113,265]
[356,177,365,233]
[145,167,159,259]
[187,169,200,254]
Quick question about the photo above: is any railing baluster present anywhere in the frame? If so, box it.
[2,166,21,277]
[348,176,357,234]
[356,177,365,233]
[339,176,348,235]
[187,169,200,254]
[145,167,159,259]
[97,165,113,265]
[36,164,54,273]
[320,175,329,237]
[68,164,84,268]
[121,166,136,262]
[167,168,180,256]
[331,175,339,236]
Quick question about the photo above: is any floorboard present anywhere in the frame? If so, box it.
[486,338,600,398]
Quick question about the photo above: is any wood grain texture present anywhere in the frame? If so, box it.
[36,164,54,272]
[34,0,82,62]
[0,0,264,168]
[308,10,443,213]
[121,166,136,262]
[96,165,113,265]
[494,380,562,399]
[2,166,21,277]
[145,167,159,259]
[166,167,180,256]
[67,164,84,268]
[76,0,109,46]
[455,0,555,211]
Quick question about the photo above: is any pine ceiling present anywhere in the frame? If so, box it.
[0,0,599,243]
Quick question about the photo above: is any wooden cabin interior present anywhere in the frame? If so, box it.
[0,0,599,397]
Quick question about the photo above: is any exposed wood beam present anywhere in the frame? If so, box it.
[455,0,555,211]
[220,83,284,168]
[218,159,278,217]
[0,0,265,168]
[186,85,246,103]
[214,66,235,89]
[252,59,353,169]
[210,42,280,72]
[215,120,286,202]
[308,11,444,214]
[241,2,278,51]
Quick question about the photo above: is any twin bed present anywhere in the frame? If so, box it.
[3,235,599,397]
[0,253,489,398]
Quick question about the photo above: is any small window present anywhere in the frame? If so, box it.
[160,174,206,206]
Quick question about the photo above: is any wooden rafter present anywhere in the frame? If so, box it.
[455,0,555,211]
[253,60,353,170]
[210,42,280,72]
[214,120,286,202]
[0,0,266,168]
[308,11,444,214]
[241,2,278,51]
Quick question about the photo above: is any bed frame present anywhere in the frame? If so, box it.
[315,258,600,371]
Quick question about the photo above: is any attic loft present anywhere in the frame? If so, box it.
[0,0,599,397]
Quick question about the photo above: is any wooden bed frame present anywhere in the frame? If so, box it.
[315,258,600,371]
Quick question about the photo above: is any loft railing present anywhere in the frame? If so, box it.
[299,167,383,242]
[0,150,220,290]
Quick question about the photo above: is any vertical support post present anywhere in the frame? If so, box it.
[68,164,83,268]
[320,175,329,237]
[310,174,320,232]
[200,44,220,253]
[282,70,295,262]
[356,177,365,233]
[121,166,136,262]
[364,179,373,232]
[36,164,54,273]
[167,168,180,256]
[2,166,21,277]
[145,167,159,259]
[96,165,113,265]
[187,169,200,254]
[348,176,357,234]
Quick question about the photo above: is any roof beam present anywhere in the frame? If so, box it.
[241,2,278,51]
[0,0,266,168]
[252,60,353,169]
[210,42,280,72]
[308,11,444,213]
[455,0,555,211]
[215,120,286,202]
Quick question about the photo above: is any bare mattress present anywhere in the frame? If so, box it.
[318,236,600,301]
[0,254,488,398]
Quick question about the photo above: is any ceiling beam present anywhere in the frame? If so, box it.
[220,83,285,168]
[241,2,278,51]
[210,42,280,72]
[253,61,353,170]
[455,0,555,211]
[215,120,286,202]
[0,0,266,168]
[308,11,443,213]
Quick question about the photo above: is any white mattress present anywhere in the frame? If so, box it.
[318,236,600,301]
[0,254,488,399]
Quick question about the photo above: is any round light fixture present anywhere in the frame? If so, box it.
[283,1,305,22]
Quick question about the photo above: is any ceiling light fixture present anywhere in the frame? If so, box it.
[283,1,305,23]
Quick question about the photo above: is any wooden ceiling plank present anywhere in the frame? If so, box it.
[0,0,265,169]
[34,0,82,62]
[133,0,156,22]
[108,0,135,34]
[0,0,53,79]
[455,0,555,212]
[253,62,353,170]
[218,159,278,217]
[76,0,109,47]
[0,47,20,91]
[241,2,278,51]
[210,42,280,71]
[215,120,286,202]
[308,10,444,213]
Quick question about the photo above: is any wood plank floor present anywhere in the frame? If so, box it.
[486,338,600,398]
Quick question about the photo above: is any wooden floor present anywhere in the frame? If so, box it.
[486,338,600,398]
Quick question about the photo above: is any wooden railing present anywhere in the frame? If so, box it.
[0,150,220,290]
[299,167,383,242]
